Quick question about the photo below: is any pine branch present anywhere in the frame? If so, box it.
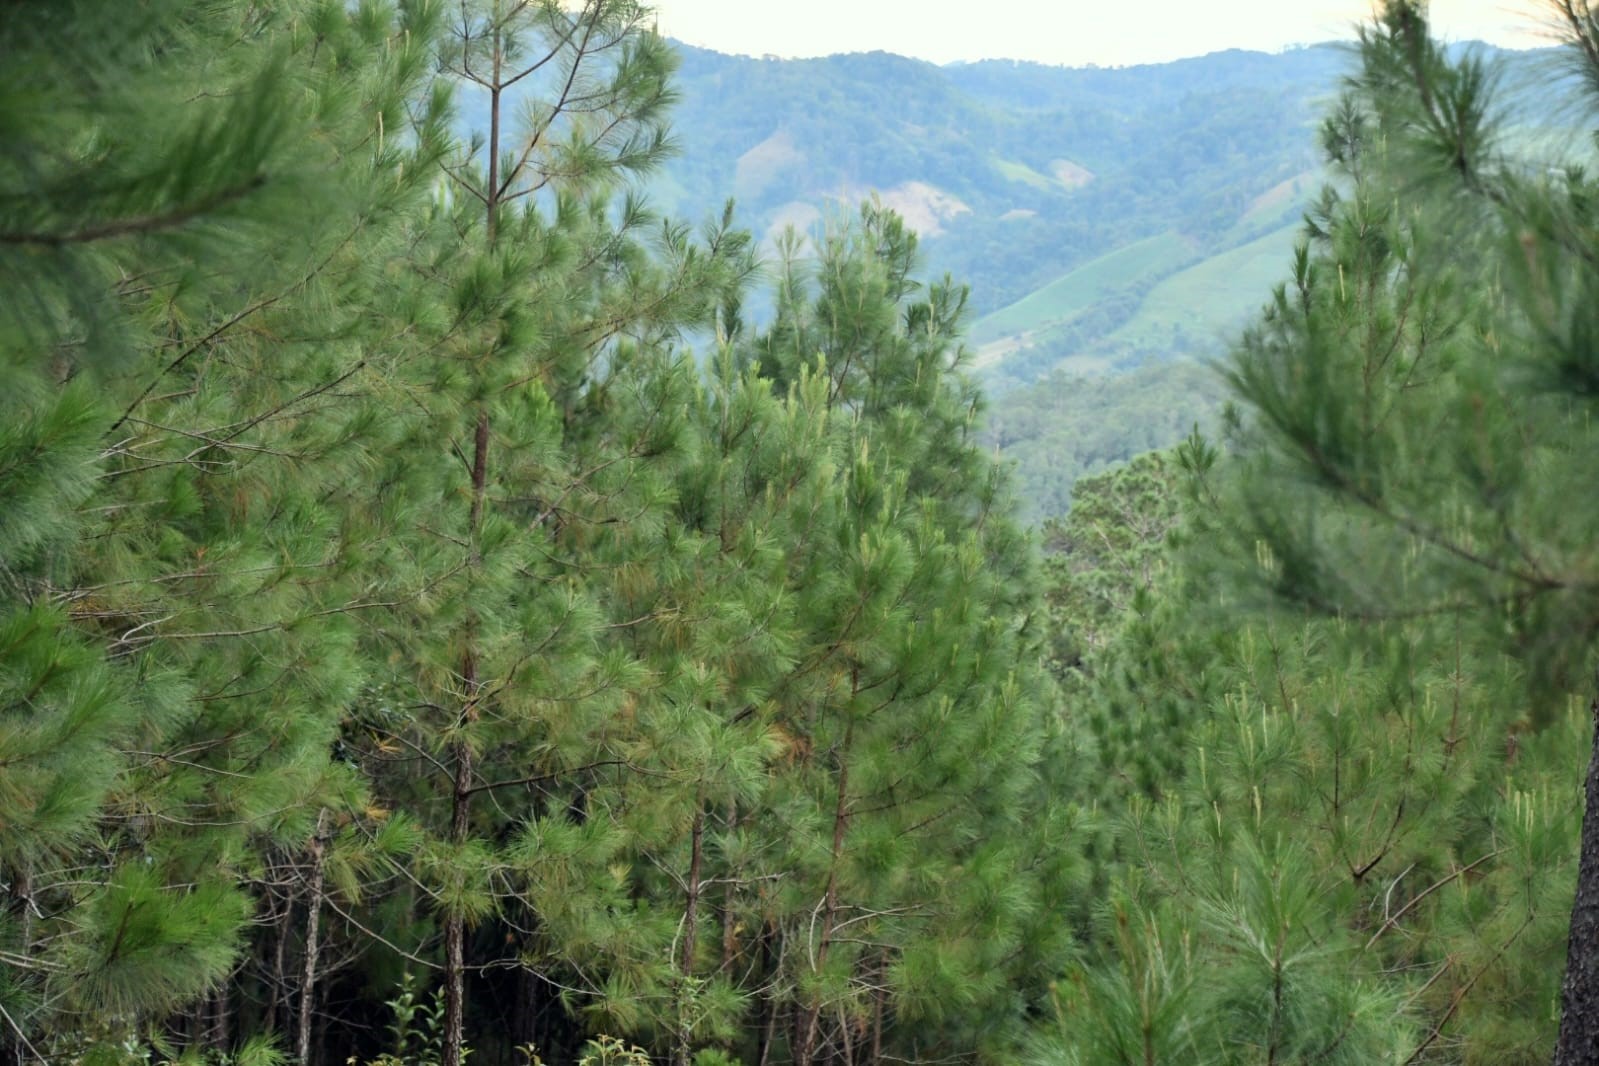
[1402,913,1535,1064]
[109,218,368,432]
[0,177,266,247]
[1364,850,1503,950]
[462,758,640,796]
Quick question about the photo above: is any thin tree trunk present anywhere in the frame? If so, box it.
[721,803,739,971]
[1553,688,1599,1065]
[444,725,475,1066]
[444,0,504,1042]
[756,928,777,1066]
[486,47,501,247]
[298,809,330,1066]
[675,805,705,1066]
[269,869,292,1035]
[13,864,32,961]
[870,971,885,1066]
[209,979,230,1055]
[444,310,494,1066]
[798,720,853,1066]
[4,864,33,1066]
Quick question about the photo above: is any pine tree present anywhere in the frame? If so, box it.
[704,206,1067,1065]
[1,0,450,1059]
[1211,1,1599,1060]
[332,5,757,1063]
[1036,446,1577,1063]
[1039,449,1185,680]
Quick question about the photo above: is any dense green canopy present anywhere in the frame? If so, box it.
[3,2,1599,1065]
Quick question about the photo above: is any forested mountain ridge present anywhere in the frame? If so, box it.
[644,43,1349,518]
[493,40,1572,523]
[658,43,1344,356]
[654,38,1569,520]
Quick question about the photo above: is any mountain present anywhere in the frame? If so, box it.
[660,43,1346,355]
[646,43,1345,513]
[652,41,1563,517]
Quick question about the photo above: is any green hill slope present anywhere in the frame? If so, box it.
[970,232,1196,347]
[659,43,1348,316]
[646,43,1559,518]
[973,220,1301,387]
[1102,222,1302,351]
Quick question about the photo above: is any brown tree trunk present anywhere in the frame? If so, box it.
[1553,690,1599,1065]
[757,929,779,1066]
[298,809,330,1066]
[444,362,493,1066]
[721,803,739,971]
[675,806,706,1066]
[443,0,501,1032]
[209,980,231,1055]
[870,973,885,1066]
[269,869,292,1035]
[3,864,34,1066]
[443,719,476,1066]
[797,738,852,1066]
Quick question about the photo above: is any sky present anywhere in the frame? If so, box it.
[651,1,1554,67]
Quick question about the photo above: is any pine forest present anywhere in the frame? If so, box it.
[4,2,1599,1064]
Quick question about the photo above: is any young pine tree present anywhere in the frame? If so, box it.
[1213,1,1599,1060]
[720,207,1068,1066]
[338,5,754,1063]
[1,1,450,1059]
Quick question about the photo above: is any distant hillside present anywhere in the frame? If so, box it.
[649,41,1577,516]
[659,42,1348,366]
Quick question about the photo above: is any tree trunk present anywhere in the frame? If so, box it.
[870,974,885,1066]
[444,0,497,1019]
[798,743,851,1066]
[444,329,493,1066]
[443,735,474,1066]
[1553,692,1599,1065]
[298,809,330,1066]
[209,979,231,1055]
[269,870,292,1034]
[675,806,705,1066]
[721,802,739,971]
[756,929,778,1066]
[3,863,34,1066]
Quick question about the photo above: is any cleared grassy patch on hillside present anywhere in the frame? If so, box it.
[970,231,1195,344]
[1231,171,1315,235]
[1104,222,1300,352]
[990,156,1054,190]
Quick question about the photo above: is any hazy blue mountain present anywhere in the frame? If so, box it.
[657,42,1350,370]
[648,40,1569,516]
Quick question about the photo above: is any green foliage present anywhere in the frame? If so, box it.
[1203,3,1599,1051]
[616,204,1072,1066]
[15,1,1595,1065]
[1041,5,1599,1062]
[51,865,249,1018]
[986,360,1227,519]
[1,6,1068,1065]
[1039,449,1185,677]
[1,0,452,1057]
[1043,460,1580,1062]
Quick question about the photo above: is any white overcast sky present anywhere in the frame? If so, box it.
[652,1,1554,66]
